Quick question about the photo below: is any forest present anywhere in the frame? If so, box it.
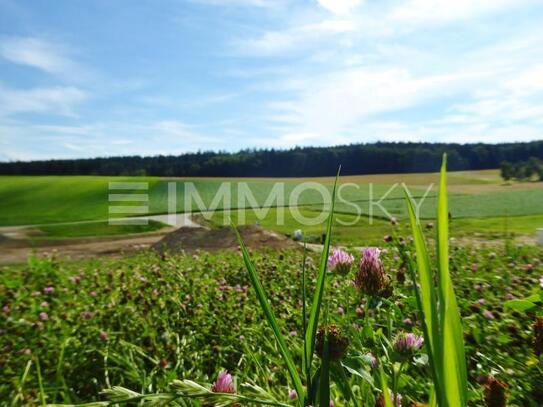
[1,141,542,177]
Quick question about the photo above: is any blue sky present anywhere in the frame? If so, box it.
[1,0,543,161]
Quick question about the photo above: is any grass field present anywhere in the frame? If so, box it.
[37,220,166,239]
[0,176,159,226]
[1,171,542,242]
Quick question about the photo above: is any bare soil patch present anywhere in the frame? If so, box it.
[0,232,170,265]
[153,224,299,253]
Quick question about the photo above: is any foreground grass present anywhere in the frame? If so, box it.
[1,240,542,405]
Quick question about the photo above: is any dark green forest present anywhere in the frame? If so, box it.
[1,141,542,177]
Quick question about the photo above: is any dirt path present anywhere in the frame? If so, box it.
[0,213,200,265]
[0,232,173,265]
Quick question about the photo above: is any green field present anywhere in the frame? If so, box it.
[1,171,542,242]
[38,220,166,239]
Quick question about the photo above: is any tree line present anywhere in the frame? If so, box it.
[1,141,542,177]
[500,157,543,181]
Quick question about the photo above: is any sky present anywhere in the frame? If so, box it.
[1,0,543,161]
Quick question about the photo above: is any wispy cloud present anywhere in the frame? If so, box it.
[316,0,361,15]
[0,118,222,160]
[0,84,87,117]
[233,19,355,56]
[0,36,90,81]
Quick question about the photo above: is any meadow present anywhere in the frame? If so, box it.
[1,234,542,405]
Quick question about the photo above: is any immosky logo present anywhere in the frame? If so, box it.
[109,181,434,227]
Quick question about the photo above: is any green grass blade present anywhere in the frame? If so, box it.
[403,185,439,352]
[378,365,393,407]
[233,226,305,404]
[35,357,46,406]
[403,186,443,402]
[305,167,340,371]
[436,154,468,406]
[302,242,310,389]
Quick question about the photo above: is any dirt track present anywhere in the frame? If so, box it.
[0,214,301,264]
[0,232,169,265]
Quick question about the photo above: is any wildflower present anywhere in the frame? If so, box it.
[337,306,345,316]
[483,377,508,407]
[288,389,298,400]
[403,317,413,327]
[289,330,298,337]
[40,301,49,308]
[534,317,543,358]
[2,305,8,314]
[540,276,543,289]
[383,235,392,243]
[364,352,378,369]
[159,358,169,369]
[211,370,236,394]
[43,286,54,294]
[355,248,390,297]
[89,291,97,297]
[393,332,424,359]
[327,249,354,276]
[99,331,109,341]
[390,217,397,226]
[356,306,365,318]
[329,401,335,407]
[526,264,534,272]
[69,275,81,284]
[483,310,495,320]
[471,263,478,272]
[38,312,48,321]
[80,311,93,320]
[316,324,349,361]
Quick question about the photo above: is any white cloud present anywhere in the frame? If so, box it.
[389,0,530,25]
[153,120,219,147]
[190,0,287,8]
[0,119,224,161]
[234,19,355,56]
[316,0,361,15]
[0,85,87,117]
[0,36,88,80]
[269,67,480,136]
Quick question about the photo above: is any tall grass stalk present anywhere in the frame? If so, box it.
[233,168,340,406]
[403,154,468,406]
